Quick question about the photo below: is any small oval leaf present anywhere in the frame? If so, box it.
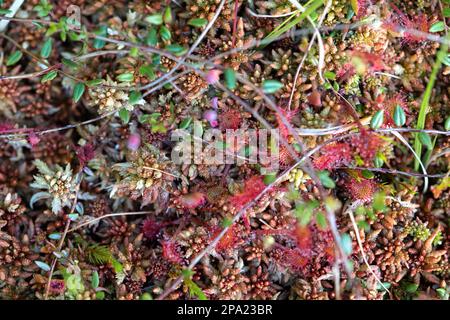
[393,105,406,127]
[145,14,163,25]
[91,271,99,289]
[188,18,208,27]
[6,51,23,66]
[119,108,131,124]
[41,70,58,83]
[370,110,384,129]
[41,38,53,59]
[35,260,51,272]
[429,21,445,33]
[117,73,134,82]
[418,132,433,150]
[262,80,283,94]
[129,91,143,105]
[224,68,236,90]
[73,82,85,103]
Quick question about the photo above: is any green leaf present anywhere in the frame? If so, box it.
[6,51,23,66]
[62,58,79,69]
[86,79,103,87]
[445,117,450,131]
[224,68,236,90]
[316,212,327,229]
[179,117,192,129]
[129,47,139,58]
[117,73,134,82]
[374,154,384,168]
[436,288,448,299]
[262,80,283,94]
[41,70,58,83]
[40,38,53,59]
[405,283,419,294]
[444,8,450,18]
[160,25,171,41]
[418,132,433,149]
[140,292,153,300]
[139,65,156,80]
[145,14,163,25]
[429,21,445,33]
[340,233,353,256]
[372,192,386,212]
[35,260,51,271]
[91,271,99,289]
[393,105,406,127]
[165,44,187,56]
[442,54,450,67]
[370,110,384,129]
[145,28,158,46]
[93,26,107,49]
[72,83,85,103]
[119,108,131,124]
[163,6,172,24]
[361,170,374,179]
[188,18,208,27]
[324,71,336,80]
[0,9,12,14]
[263,172,277,185]
[129,91,142,105]
[318,171,335,189]
[48,233,61,240]
[96,291,105,300]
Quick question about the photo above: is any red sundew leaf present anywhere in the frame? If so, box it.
[350,132,383,164]
[294,224,312,251]
[229,176,266,208]
[351,51,387,73]
[211,225,241,253]
[161,240,184,264]
[346,176,378,203]
[313,143,352,170]
[275,108,298,139]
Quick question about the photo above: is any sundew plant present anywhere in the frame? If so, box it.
[0,0,449,301]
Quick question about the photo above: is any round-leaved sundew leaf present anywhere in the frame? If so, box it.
[393,105,406,127]
[73,82,85,103]
[370,110,384,129]
[262,80,283,94]
[6,51,23,66]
